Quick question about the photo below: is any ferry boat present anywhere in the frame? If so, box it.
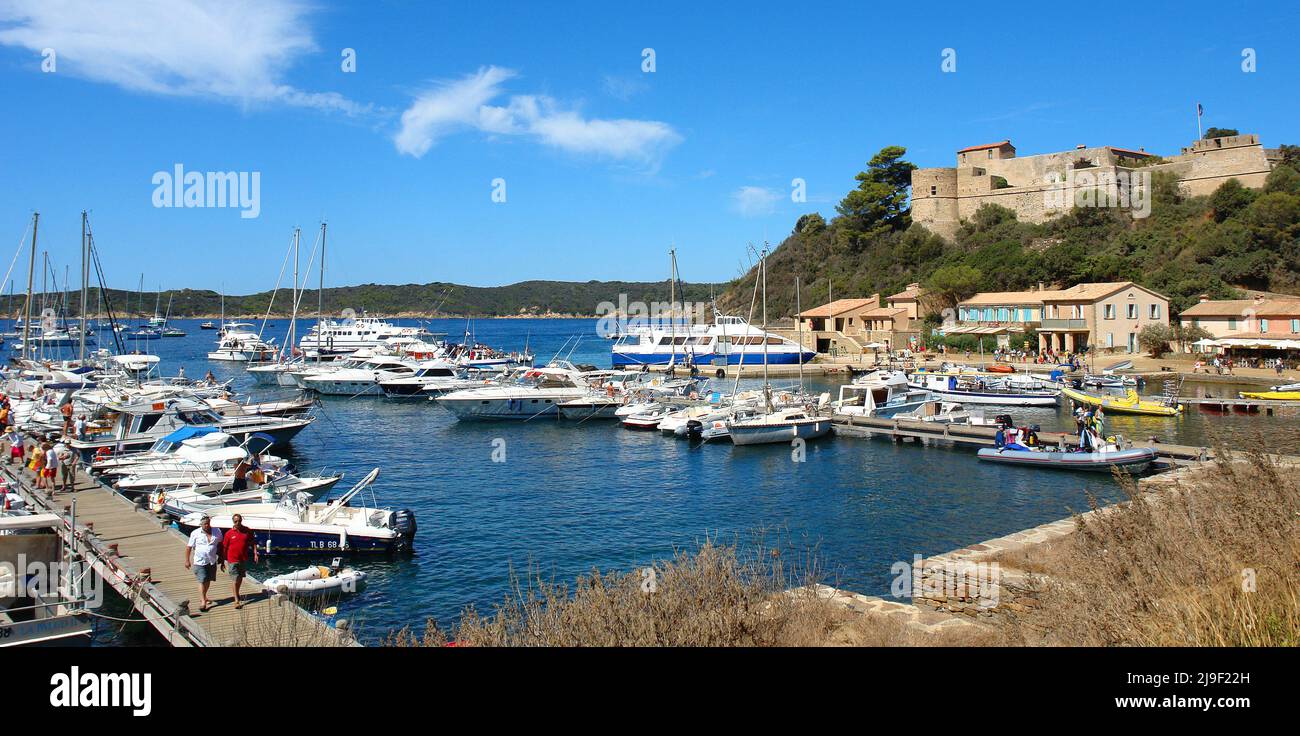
[610,313,815,367]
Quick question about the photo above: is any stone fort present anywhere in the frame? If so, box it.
[911,133,1282,239]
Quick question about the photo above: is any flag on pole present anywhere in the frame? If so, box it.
[1197,103,1204,117]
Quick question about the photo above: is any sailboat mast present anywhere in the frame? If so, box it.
[20,212,38,358]
[761,245,770,408]
[289,226,300,360]
[668,247,676,369]
[317,222,326,362]
[79,210,88,361]
[796,275,804,393]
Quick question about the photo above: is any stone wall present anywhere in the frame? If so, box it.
[912,133,1276,239]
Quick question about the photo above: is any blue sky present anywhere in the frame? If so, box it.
[0,0,1297,294]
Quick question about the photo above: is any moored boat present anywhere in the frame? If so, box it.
[976,445,1156,473]
[1060,386,1181,416]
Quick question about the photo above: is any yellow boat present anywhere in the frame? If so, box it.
[1238,390,1300,401]
[1060,386,1182,416]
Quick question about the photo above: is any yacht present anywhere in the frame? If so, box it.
[832,370,933,417]
[300,355,417,396]
[208,327,276,362]
[67,396,315,455]
[379,360,478,397]
[435,362,591,420]
[728,405,833,445]
[298,315,430,356]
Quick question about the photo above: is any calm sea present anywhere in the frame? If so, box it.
[69,318,1291,645]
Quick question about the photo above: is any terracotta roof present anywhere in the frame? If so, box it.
[1253,299,1300,316]
[861,307,909,319]
[887,284,923,301]
[957,140,1013,154]
[1218,330,1300,340]
[1181,298,1300,317]
[1040,282,1168,303]
[959,290,1056,306]
[1180,299,1259,317]
[797,298,878,318]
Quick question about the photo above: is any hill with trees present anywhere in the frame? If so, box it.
[717,143,1300,322]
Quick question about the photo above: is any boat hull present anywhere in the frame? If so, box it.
[611,350,816,367]
[1060,387,1180,416]
[976,447,1156,473]
[907,384,1058,407]
[729,418,832,445]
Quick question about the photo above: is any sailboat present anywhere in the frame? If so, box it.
[726,253,832,445]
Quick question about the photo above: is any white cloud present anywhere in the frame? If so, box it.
[731,186,780,218]
[0,0,366,114]
[601,74,646,101]
[395,67,682,167]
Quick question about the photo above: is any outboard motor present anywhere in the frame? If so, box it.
[390,509,417,552]
[994,414,1014,429]
[685,419,704,440]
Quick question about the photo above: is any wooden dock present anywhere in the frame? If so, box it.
[831,414,1212,466]
[1176,396,1300,416]
[2,460,354,647]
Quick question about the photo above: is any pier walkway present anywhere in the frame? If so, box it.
[2,459,351,647]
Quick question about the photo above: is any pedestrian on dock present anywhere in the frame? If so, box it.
[220,513,259,609]
[55,440,76,493]
[59,401,73,437]
[43,441,60,493]
[185,515,222,613]
[4,426,20,465]
[30,441,47,490]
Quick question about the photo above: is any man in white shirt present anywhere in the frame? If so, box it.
[44,442,60,494]
[185,515,223,612]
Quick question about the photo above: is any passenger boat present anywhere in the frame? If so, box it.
[178,469,416,556]
[611,312,815,367]
[907,372,1059,407]
[1060,386,1181,416]
[976,444,1156,473]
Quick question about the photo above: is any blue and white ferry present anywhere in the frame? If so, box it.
[610,313,815,367]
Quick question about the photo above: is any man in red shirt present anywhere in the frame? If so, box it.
[219,513,260,608]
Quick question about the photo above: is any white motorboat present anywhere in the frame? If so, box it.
[378,360,475,397]
[832,370,933,417]
[434,362,591,420]
[208,328,276,362]
[300,355,416,396]
[178,469,416,556]
[112,446,292,497]
[147,472,342,517]
[907,371,1059,407]
[622,403,670,430]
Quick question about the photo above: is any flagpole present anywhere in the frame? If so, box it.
[1196,103,1203,140]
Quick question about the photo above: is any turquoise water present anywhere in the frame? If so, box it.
[62,318,1294,644]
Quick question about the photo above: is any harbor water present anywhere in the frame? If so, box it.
[58,318,1296,644]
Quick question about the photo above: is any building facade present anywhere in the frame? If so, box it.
[951,282,1170,354]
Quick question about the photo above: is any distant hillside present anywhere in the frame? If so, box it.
[10,280,724,319]
[717,144,1300,319]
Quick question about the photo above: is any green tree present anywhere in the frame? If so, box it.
[1208,179,1255,222]
[926,264,983,309]
[794,212,827,236]
[1172,323,1214,353]
[1264,165,1300,196]
[1204,127,1239,139]
[836,146,917,237]
[1137,323,1173,357]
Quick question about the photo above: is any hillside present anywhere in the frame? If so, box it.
[717,145,1300,320]
[10,279,723,319]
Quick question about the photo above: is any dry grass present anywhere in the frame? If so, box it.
[387,535,846,647]
[1019,448,1300,646]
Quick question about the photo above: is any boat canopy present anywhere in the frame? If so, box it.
[161,426,220,444]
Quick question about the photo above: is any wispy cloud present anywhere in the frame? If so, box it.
[731,186,781,218]
[395,66,682,168]
[601,73,646,101]
[0,0,368,115]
